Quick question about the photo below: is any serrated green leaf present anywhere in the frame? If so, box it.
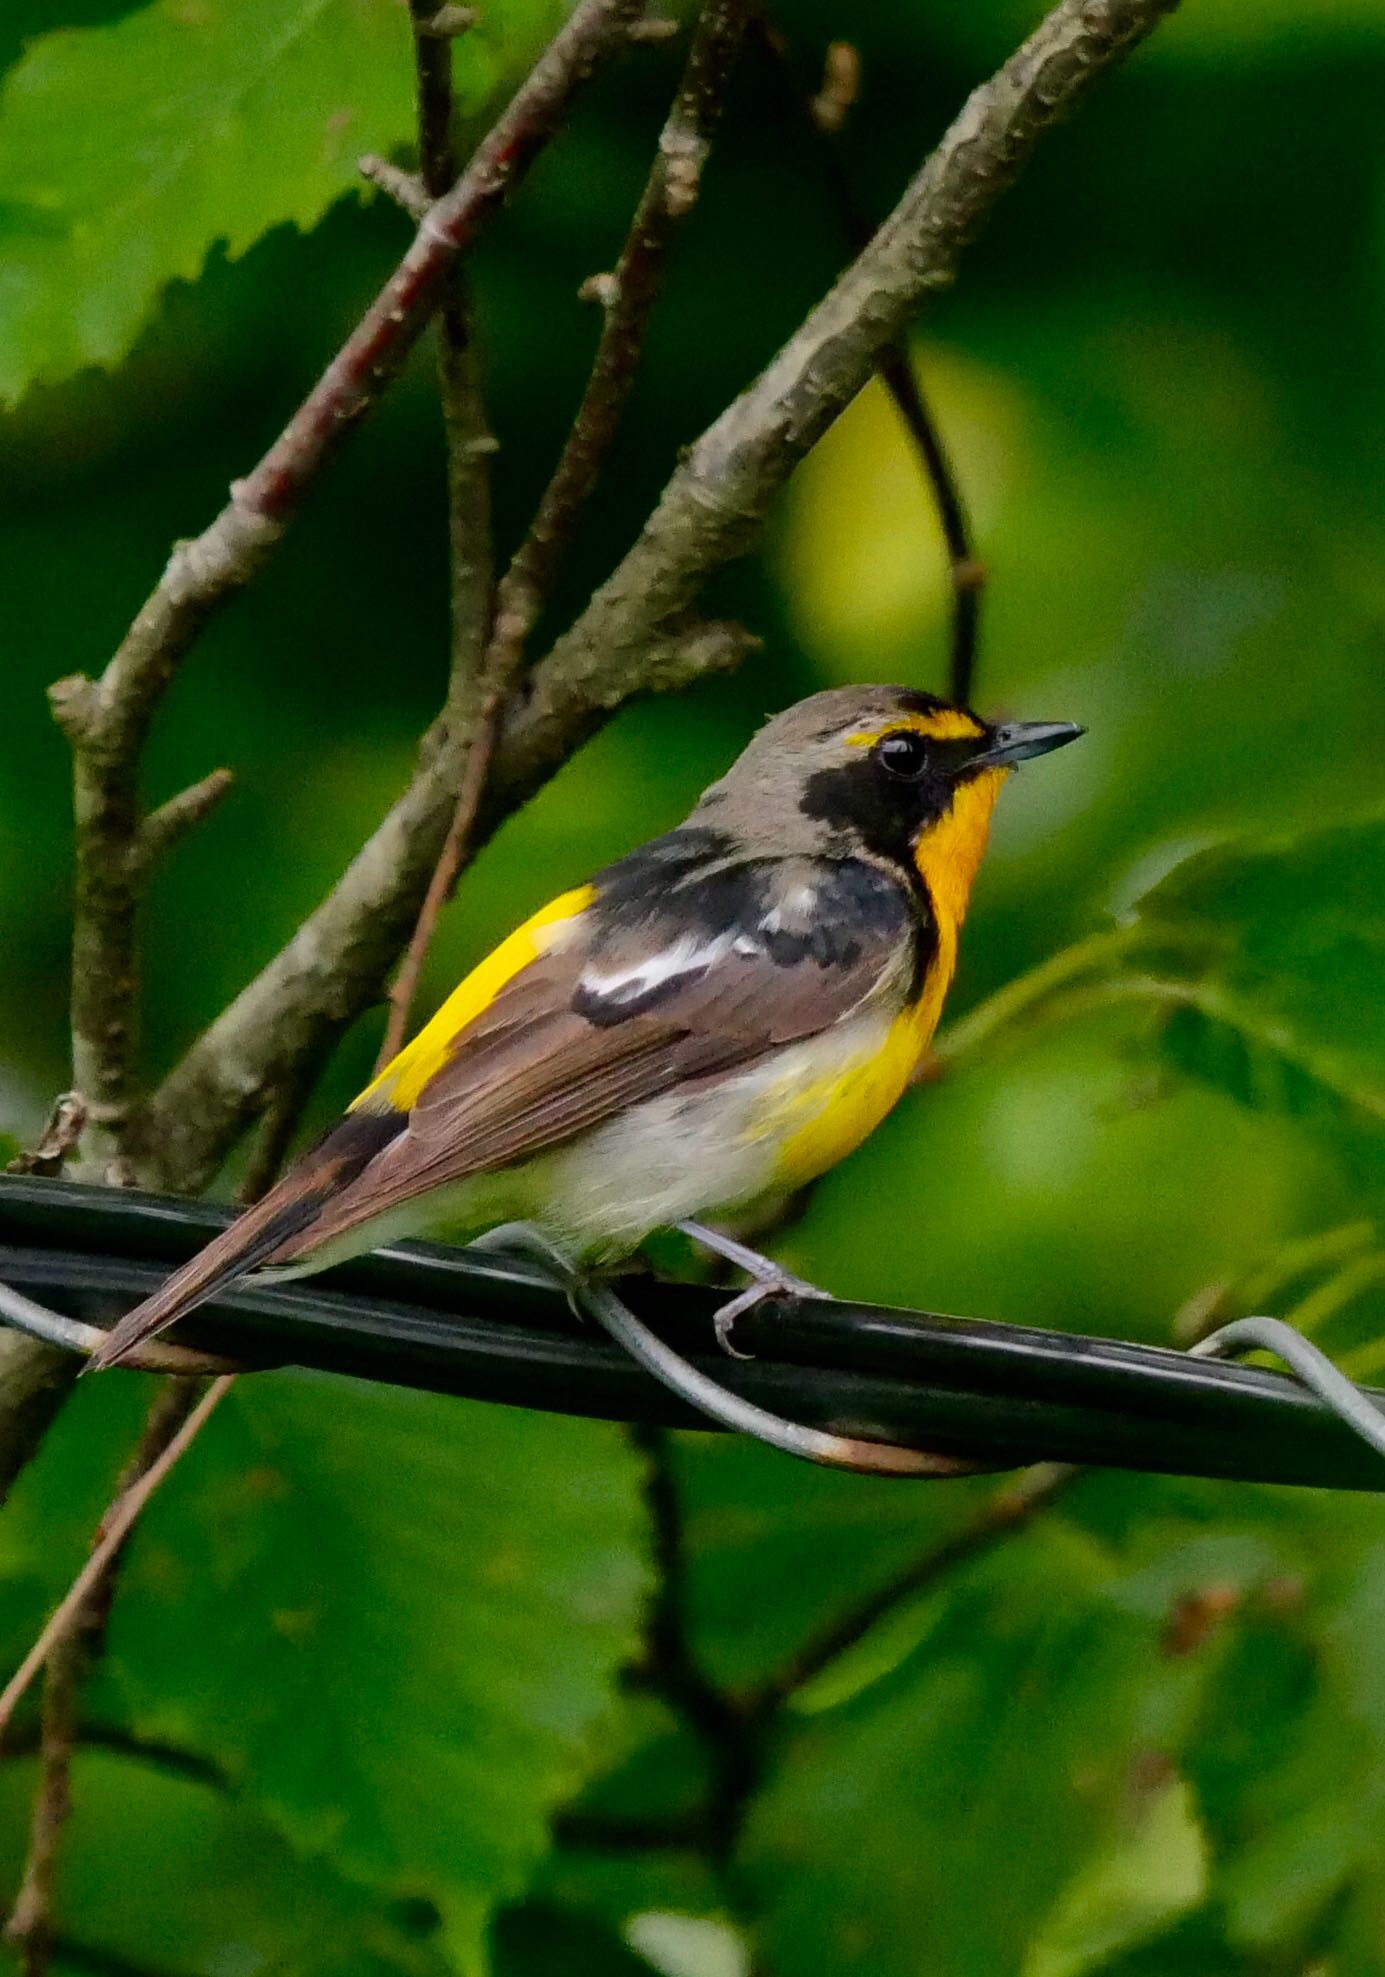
[98,1373,650,1972]
[737,1529,1203,1977]
[1130,813,1385,1174]
[0,0,554,404]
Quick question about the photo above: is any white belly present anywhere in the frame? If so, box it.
[493,1002,904,1262]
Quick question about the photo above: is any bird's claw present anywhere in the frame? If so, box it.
[711,1269,825,1360]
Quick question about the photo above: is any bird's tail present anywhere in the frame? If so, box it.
[87,1109,404,1371]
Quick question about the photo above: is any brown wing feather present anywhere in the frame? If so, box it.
[93,852,918,1368]
[275,903,907,1260]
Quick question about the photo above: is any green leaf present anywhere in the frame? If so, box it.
[98,1373,650,1972]
[0,1746,455,1976]
[0,0,552,404]
[738,1527,1203,1977]
[1022,1777,1207,1977]
[1130,812,1385,1174]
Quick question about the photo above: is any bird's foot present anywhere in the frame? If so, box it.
[675,1220,829,1360]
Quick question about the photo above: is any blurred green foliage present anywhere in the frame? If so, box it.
[1,0,1384,1971]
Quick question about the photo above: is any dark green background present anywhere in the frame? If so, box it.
[2,1,1384,1972]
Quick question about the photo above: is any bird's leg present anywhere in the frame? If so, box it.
[466,1222,968,1478]
[465,1220,575,1289]
[676,1219,828,1360]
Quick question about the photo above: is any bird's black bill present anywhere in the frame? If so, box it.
[967,720,1085,771]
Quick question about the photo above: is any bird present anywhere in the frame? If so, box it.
[88,684,1082,1383]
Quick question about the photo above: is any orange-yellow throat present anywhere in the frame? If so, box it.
[910,765,1006,1041]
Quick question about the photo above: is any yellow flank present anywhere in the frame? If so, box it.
[767,1001,933,1189]
[353,885,595,1114]
[844,708,984,747]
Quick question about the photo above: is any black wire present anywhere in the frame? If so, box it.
[1,1174,1383,1492]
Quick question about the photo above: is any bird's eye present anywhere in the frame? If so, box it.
[873,730,930,781]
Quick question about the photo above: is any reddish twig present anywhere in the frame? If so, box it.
[376,0,751,1067]
[232,0,642,533]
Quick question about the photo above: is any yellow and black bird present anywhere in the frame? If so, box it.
[89,685,1081,1401]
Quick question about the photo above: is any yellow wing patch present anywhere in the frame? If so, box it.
[354,885,595,1115]
[844,708,984,746]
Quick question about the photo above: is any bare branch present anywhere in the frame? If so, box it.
[550,0,1173,702]
[39,0,636,1185]
[135,0,1176,1190]
[759,21,986,699]
[4,1613,79,1977]
[358,154,430,222]
[367,0,501,1069]
[132,769,234,876]
[377,0,751,1066]
[491,0,750,680]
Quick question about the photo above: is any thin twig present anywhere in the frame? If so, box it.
[376,0,750,1066]
[758,19,984,706]
[369,0,500,1074]
[3,1379,204,1972]
[359,154,430,221]
[0,1377,234,1749]
[490,0,751,673]
[4,1627,80,1977]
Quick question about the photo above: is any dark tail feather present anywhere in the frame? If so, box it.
[86,1108,405,1371]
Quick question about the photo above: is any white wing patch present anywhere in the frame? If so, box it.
[578,931,736,1010]
[760,885,819,935]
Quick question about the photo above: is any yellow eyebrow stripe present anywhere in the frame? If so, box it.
[353,884,596,1114]
[844,709,983,746]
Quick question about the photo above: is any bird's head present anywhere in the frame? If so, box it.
[694,684,1083,929]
